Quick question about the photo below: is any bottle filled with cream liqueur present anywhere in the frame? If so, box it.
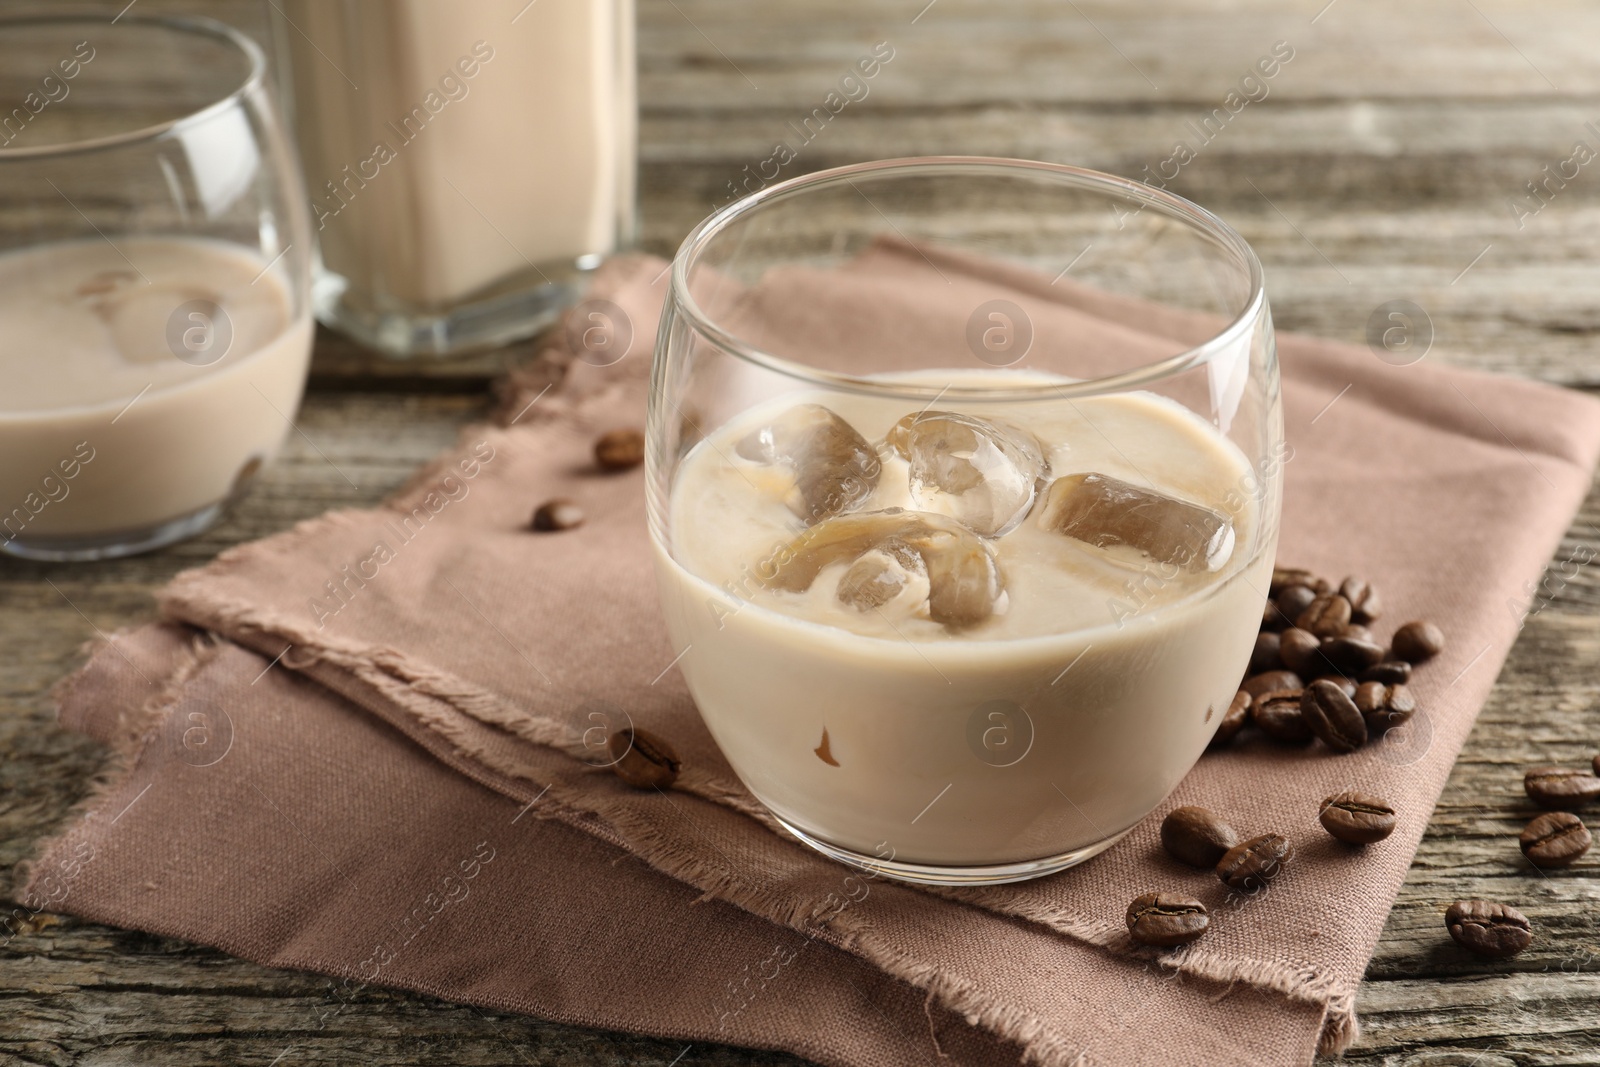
[271,0,636,358]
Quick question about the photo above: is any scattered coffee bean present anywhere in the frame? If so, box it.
[1297,593,1353,638]
[1340,623,1376,643]
[1358,660,1412,685]
[1126,892,1210,947]
[1312,675,1357,698]
[1321,636,1385,676]
[1519,811,1592,867]
[1446,900,1532,959]
[1523,766,1600,810]
[1278,628,1328,676]
[1241,670,1303,700]
[1270,567,1321,595]
[1339,577,1382,623]
[1354,682,1416,733]
[1273,585,1318,629]
[1301,679,1368,753]
[1253,690,1312,744]
[1391,620,1445,663]
[1216,833,1291,892]
[1319,791,1397,844]
[1209,690,1251,748]
[1250,632,1282,675]
[1160,806,1239,868]
[530,498,585,532]
[608,727,681,789]
[594,428,646,471]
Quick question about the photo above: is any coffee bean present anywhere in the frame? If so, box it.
[1359,660,1412,685]
[1391,620,1445,663]
[1273,585,1318,629]
[1321,636,1385,676]
[1160,806,1239,867]
[1253,690,1312,744]
[1340,623,1376,643]
[1209,691,1251,748]
[1297,594,1353,638]
[1594,753,1600,777]
[1523,766,1600,810]
[1249,632,1282,675]
[1446,900,1532,958]
[530,498,585,532]
[1312,675,1357,698]
[608,727,681,789]
[1261,598,1286,631]
[1319,791,1397,844]
[1301,679,1368,753]
[1339,577,1383,623]
[1270,567,1322,595]
[594,428,646,471]
[1126,892,1210,947]
[1355,682,1416,733]
[1216,833,1291,892]
[1241,670,1303,700]
[1278,628,1328,676]
[1520,811,1592,867]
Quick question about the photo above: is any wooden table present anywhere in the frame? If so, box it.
[5,1,1599,1062]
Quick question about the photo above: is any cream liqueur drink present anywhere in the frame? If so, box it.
[0,237,312,550]
[656,377,1274,869]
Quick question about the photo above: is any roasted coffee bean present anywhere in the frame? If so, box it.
[1126,892,1210,947]
[1253,691,1312,744]
[608,727,681,789]
[1359,660,1412,685]
[1312,675,1357,698]
[1241,670,1303,700]
[1270,567,1321,595]
[530,498,585,532]
[594,428,646,471]
[1446,900,1532,959]
[1216,833,1291,892]
[1209,691,1251,748]
[1160,806,1239,867]
[1339,577,1383,623]
[1297,594,1353,638]
[1340,623,1376,643]
[1355,682,1416,733]
[1319,791,1397,844]
[1595,753,1600,777]
[1261,598,1286,631]
[1321,636,1386,676]
[1391,620,1445,663]
[1278,627,1328,677]
[1301,679,1368,753]
[1519,811,1592,867]
[1273,585,1319,629]
[1249,632,1282,675]
[1523,766,1600,810]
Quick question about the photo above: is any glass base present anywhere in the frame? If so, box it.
[775,816,1134,886]
[313,259,600,360]
[0,500,226,562]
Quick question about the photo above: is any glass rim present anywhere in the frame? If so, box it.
[0,12,267,162]
[668,156,1269,402]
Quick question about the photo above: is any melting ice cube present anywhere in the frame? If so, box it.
[886,411,1047,537]
[737,404,880,524]
[836,542,928,611]
[1038,472,1234,573]
[760,508,1004,627]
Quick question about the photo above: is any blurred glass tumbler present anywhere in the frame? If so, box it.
[271,0,637,358]
[647,159,1284,885]
[0,15,314,561]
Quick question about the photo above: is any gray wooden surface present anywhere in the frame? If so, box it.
[4,0,1600,1063]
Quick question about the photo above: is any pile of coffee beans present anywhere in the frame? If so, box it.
[1212,567,1445,756]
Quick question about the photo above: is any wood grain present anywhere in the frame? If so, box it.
[4,1,1600,1064]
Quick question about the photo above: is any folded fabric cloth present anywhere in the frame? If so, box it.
[21,244,1600,1067]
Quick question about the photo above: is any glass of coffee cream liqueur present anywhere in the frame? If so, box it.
[271,0,637,359]
[0,15,314,561]
[648,158,1283,885]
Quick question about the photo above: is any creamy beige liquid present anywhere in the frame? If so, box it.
[0,237,312,545]
[656,382,1275,868]
[281,0,634,307]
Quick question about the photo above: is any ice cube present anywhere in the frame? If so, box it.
[1038,472,1234,573]
[760,509,1004,627]
[836,541,927,611]
[886,411,1047,536]
[737,404,880,524]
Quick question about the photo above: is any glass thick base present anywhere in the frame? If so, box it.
[312,257,602,360]
[776,816,1133,886]
[0,500,226,562]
